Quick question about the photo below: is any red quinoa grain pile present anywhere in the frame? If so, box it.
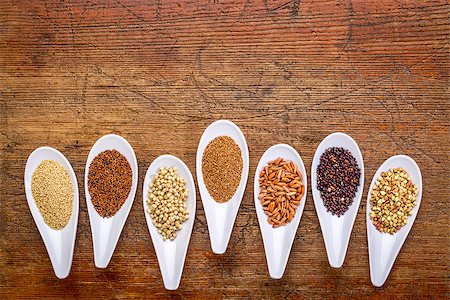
[202,136,243,203]
[88,149,132,218]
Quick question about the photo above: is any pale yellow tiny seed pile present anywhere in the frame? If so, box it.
[147,167,189,241]
[31,160,74,230]
[369,168,418,234]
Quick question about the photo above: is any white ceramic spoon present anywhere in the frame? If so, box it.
[367,155,422,287]
[311,132,364,268]
[254,144,307,279]
[84,134,138,268]
[196,120,249,254]
[143,155,196,290]
[24,147,79,279]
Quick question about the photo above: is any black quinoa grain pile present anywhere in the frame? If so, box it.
[316,147,361,217]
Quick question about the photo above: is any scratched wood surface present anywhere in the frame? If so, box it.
[0,0,448,298]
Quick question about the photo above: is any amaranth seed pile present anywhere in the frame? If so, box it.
[31,160,74,230]
[316,147,361,217]
[202,136,243,203]
[88,149,132,218]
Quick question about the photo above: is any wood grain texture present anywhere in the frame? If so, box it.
[0,0,448,298]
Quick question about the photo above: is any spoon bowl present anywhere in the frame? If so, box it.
[84,134,138,268]
[367,155,422,287]
[143,155,196,290]
[311,132,364,268]
[24,147,79,279]
[196,120,249,254]
[254,144,307,279]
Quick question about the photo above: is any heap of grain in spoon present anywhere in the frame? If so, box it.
[258,158,305,227]
[202,136,243,203]
[31,160,74,230]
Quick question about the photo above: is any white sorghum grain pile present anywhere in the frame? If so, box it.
[369,168,418,234]
[147,167,189,241]
[201,136,243,203]
[31,160,74,230]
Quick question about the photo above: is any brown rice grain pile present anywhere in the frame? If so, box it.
[31,160,74,230]
[258,158,304,227]
[201,136,243,203]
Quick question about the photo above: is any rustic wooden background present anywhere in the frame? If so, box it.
[1,0,448,298]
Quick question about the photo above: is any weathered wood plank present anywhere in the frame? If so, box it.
[0,0,448,298]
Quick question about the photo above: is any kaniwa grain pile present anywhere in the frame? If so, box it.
[88,149,132,218]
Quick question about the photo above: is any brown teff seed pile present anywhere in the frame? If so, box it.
[31,160,74,230]
[370,168,418,234]
[258,158,305,227]
[202,136,243,203]
[88,149,132,218]
[147,167,189,241]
